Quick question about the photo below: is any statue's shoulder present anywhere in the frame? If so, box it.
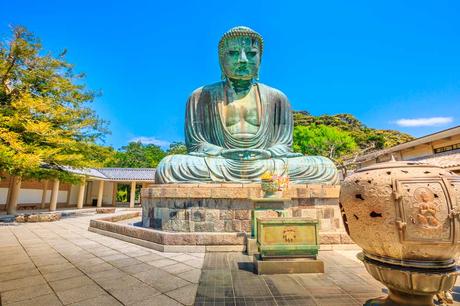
[189,82,223,100]
[257,83,289,102]
[189,86,204,98]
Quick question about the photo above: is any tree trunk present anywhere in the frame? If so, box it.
[6,176,22,215]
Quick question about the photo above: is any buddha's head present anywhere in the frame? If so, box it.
[218,26,263,81]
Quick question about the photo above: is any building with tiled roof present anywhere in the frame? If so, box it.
[412,151,460,172]
[1,167,156,213]
[355,125,460,174]
[97,168,156,181]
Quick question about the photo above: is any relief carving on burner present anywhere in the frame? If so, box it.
[395,178,453,243]
[412,187,441,229]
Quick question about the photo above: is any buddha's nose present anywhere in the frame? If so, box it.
[238,49,248,63]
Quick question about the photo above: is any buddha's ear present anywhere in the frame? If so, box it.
[221,71,226,81]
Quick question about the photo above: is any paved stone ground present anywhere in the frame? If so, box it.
[195,252,389,305]
[0,211,202,306]
[1,211,459,306]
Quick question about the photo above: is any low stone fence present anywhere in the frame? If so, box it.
[15,212,61,223]
[89,212,246,252]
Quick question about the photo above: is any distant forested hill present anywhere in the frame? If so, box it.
[293,111,414,154]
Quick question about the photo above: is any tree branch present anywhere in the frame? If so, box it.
[1,31,20,93]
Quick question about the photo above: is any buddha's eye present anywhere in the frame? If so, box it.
[246,51,257,57]
[228,51,239,56]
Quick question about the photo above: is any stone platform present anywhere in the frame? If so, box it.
[141,184,351,245]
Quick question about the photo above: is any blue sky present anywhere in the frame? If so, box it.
[1,0,459,149]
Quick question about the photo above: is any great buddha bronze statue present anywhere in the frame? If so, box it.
[155,26,338,184]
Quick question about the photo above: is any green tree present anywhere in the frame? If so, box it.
[0,26,109,213]
[166,141,187,155]
[108,142,166,168]
[108,141,188,168]
[293,124,358,177]
[293,124,358,160]
[293,111,414,151]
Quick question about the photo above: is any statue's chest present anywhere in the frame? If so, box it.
[223,91,260,128]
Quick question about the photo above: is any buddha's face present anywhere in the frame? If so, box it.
[221,36,261,80]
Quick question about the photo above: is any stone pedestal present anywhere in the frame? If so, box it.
[246,238,258,255]
[253,256,325,274]
[141,184,348,246]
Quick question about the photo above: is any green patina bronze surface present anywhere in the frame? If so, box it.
[155,26,338,184]
[250,198,289,239]
[257,217,320,259]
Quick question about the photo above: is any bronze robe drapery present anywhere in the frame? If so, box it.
[155,82,338,184]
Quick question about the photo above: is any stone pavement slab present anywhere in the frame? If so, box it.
[130,294,183,306]
[55,284,106,304]
[49,275,96,292]
[166,284,199,305]
[69,294,123,306]
[0,284,53,304]
[107,283,161,305]
[7,293,62,306]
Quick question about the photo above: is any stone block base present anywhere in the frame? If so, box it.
[141,184,351,244]
[254,255,324,274]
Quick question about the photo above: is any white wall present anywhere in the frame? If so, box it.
[87,181,113,205]
[69,185,80,205]
[18,189,46,204]
[16,189,67,204]
[0,188,8,205]
[90,181,100,198]
[57,191,67,203]
[103,182,114,205]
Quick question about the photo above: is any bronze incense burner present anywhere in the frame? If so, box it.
[340,160,460,305]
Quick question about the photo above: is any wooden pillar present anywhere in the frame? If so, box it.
[77,183,85,209]
[6,176,22,215]
[49,179,59,211]
[85,181,92,205]
[140,183,144,206]
[129,181,136,208]
[40,180,49,209]
[97,180,104,207]
[112,182,117,207]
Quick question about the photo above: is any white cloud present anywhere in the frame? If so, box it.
[129,136,171,147]
[395,117,453,127]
